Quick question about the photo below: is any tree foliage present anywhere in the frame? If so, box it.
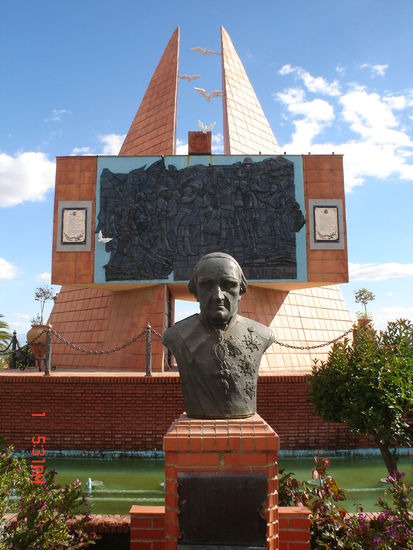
[0,315,12,348]
[309,319,413,474]
[33,286,56,325]
[354,288,375,318]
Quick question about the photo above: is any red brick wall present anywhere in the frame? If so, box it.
[0,374,372,452]
[129,506,310,550]
[303,154,348,284]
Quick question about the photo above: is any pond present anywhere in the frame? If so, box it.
[46,455,413,515]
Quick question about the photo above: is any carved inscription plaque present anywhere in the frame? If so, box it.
[96,156,305,282]
[177,472,267,547]
[62,208,87,244]
[314,206,339,242]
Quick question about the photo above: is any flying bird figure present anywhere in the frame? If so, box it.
[179,74,201,82]
[194,87,223,102]
[97,230,113,243]
[190,47,221,56]
[198,120,216,134]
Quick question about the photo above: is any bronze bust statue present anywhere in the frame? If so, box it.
[162,252,275,418]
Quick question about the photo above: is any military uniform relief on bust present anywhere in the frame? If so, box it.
[96,156,305,282]
[162,253,275,419]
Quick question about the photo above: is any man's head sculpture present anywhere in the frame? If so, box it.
[188,252,248,329]
[162,252,275,419]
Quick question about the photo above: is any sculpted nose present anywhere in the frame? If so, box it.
[212,285,224,301]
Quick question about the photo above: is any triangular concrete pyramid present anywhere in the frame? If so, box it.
[119,27,179,156]
[221,26,281,155]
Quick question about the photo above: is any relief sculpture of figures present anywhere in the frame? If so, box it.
[162,253,275,418]
[96,156,305,282]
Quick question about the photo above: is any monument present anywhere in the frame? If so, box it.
[163,252,275,418]
[162,253,280,548]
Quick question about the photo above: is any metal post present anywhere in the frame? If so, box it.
[10,331,17,369]
[44,326,52,377]
[353,328,358,348]
[146,324,152,377]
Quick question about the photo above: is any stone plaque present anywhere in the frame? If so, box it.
[308,198,344,250]
[56,201,93,252]
[314,205,339,242]
[62,208,87,244]
[177,472,267,547]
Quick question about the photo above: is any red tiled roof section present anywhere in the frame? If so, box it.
[119,27,179,156]
[221,26,281,156]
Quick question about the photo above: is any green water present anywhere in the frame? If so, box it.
[46,455,413,515]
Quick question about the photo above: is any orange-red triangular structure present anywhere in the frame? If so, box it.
[119,27,179,156]
[221,26,280,155]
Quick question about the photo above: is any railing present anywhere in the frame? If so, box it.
[1,324,355,377]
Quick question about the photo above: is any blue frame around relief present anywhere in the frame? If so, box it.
[94,155,307,284]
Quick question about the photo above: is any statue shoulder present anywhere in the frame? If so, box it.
[162,314,201,347]
[237,315,275,349]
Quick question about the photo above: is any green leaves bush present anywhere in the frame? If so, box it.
[280,453,413,549]
[0,445,97,549]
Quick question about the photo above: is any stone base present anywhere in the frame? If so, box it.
[163,413,279,550]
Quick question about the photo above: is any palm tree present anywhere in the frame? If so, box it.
[0,314,12,349]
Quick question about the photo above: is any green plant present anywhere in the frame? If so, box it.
[309,319,413,474]
[0,445,97,549]
[279,455,413,549]
[0,315,12,349]
[32,286,57,325]
[354,288,375,319]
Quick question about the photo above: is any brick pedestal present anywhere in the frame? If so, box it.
[163,413,279,549]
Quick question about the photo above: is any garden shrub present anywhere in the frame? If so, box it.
[0,445,97,549]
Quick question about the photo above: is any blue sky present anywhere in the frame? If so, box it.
[1,0,412,341]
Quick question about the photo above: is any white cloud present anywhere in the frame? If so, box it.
[340,88,412,146]
[278,65,340,96]
[36,272,51,283]
[276,88,335,151]
[350,262,413,281]
[71,146,93,155]
[12,313,31,320]
[360,63,388,77]
[98,134,126,155]
[71,133,126,156]
[176,139,188,155]
[44,108,71,122]
[0,152,55,207]
[212,133,224,154]
[0,258,19,279]
[277,67,413,191]
[371,306,413,330]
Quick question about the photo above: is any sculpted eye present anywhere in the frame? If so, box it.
[222,280,239,291]
[199,280,214,290]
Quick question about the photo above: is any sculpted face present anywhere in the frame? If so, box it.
[195,257,241,328]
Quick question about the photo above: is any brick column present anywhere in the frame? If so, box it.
[163,413,279,549]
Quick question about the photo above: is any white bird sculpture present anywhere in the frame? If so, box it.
[190,47,221,56]
[97,230,113,243]
[194,87,223,102]
[198,120,216,133]
[179,74,200,82]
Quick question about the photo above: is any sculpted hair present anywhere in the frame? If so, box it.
[188,252,248,297]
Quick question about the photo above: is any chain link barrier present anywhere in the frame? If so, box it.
[1,324,355,358]
[0,340,12,355]
[47,324,354,355]
[273,326,354,350]
[50,325,162,355]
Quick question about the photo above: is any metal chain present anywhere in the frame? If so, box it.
[150,327,163,339]
[26,329,48,347]
[0,340,12,355]
[273,326,354,350]
[50,327,148,355]
[3,324,353,357]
